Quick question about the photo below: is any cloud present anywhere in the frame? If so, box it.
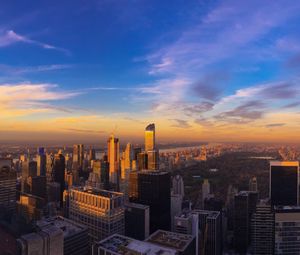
[170,119,191,128]
[0,64,73,75]
[0,83,80,117]
[63,128,105,134]
[192,72,229,100]
[283,101,300,108]
[0,30,70,54]
[215,100,265,123]
[265,123,285,128]
[183,102,214,116]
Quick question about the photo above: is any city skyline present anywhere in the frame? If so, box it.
[1,0,300,144]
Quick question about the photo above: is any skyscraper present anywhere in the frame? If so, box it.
[37,147,46,176]
[249,176,258,192]
[145,123,155,152]
[124,142,133,170]
[147,150,159,170]
[234,191,258,254]
[137,171,171,233]
[270,161,299,206]
[53,152,66,206]
[107,134,120,185]
[0,158,16,212]
[251,202,274,255]
[73,144,84,170]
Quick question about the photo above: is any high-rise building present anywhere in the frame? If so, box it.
[68,187,124,244]
[234,191,258,254]
[194,210,222,255]
[92,234,178,255]
[137,152,148,170]
[124,202,150,240]
[35,216,89,255]
[249,176,258,192]
[251,202,274,255]
[37,147,46,176]
[73,144,84,170]
[172,175,185,197]
[46,153,54,183]
[107,134,120,185]
[274,206,300,254]
[145,123,155,152]
[88,147,96,161]
[0,158,16,212]
[17,225,64,255]
[53,152,65,207]
[147,150,159,170]
[202,179,210,206]
[24,176,47,201]
[270,161,299,206]
[137,171,171,233]
[124,142,133,170]
[128,171,138,202]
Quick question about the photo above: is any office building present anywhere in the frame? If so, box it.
[137,152,148,170]
[147,150,159,170]
[17,225,63,255]
[37,147,46,176]
[36,216,89,255]
[107,134,120,185]
[88,147,96,161]
[125,202,150,240]
[234,191,258,254]
[24,176,47,201]
[128,171,138,202]
[73,144,84,170]
[251,202,274,255]
[146,230,196,255]
[0,158,16,212]
[274,206,300,254]
[194,210,222,255]
[17,194,44,222]
[68,187,124,244]
[145,123,155,152]
[124,142,133,170]
[92,234,177,255]
[172,175,185,197]
[270,161,299,206]
[202,179,210,206]
[137,171,171,233]
[46,153,54,183]
[53,152,65,206]
[249,176,258,192]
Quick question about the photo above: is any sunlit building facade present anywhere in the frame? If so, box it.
[107,134,120,185]
[68,187,125,244]
[145,123,155,153]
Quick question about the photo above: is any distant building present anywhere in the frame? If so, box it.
[128,171,138,202]
[202,179,210,206]
[249,177,258,192]
[137,152,148,170]
[172,175,185,197]
[53,152,65,207]
[124,142,134,170]
[234,191,258,254]
[251,202,274,255]
[37,147,46,176]
[274,206,300,254]
[35,216,89,255]
[68,187,124,244]
[92,234,178,255]
[147,150,159,170]
[145,123,155,153]
[270,161,299,206]
[73,144,84,170]
[124,202,150,240]
[146,230,196,255]
[0,158,16,212]
[137,171,171,233]
[107,134,120,185]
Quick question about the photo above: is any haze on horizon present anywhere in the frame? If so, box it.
[0,0,300,144]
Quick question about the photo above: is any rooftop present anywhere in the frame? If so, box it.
[125,202,149,210]
[192,209,220,219]
[275,206,300,213]
[36,216,87,238]
[270,161,299,167]
[95,234,177,255]
[71,186,123,199]
[146,230,194,252]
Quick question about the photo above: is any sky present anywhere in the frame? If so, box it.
[0,0,300,144]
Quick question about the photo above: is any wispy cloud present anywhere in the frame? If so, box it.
[0,64,73,75]
[170,119,191,129]
[265,123,285,128]
[0,30,70,55]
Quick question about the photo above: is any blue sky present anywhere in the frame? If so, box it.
[0,0,300,143]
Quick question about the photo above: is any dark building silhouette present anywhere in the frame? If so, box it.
[137,152,148,170]
[37,147,46,176]
[137,171,171,233]
[125,202,150,240]
[53,152,65,207]
[129,171,138,202]
[270,161,299,206]
[234,191,258,254]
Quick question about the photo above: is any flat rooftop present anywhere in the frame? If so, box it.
[71,186,123,198]
[146,230,194,252]
[95,234,177,255]
[192,209,220,219]
[275,206,300,213]
[270,161,299,167]
[36,216,87,238]
[125,202,149,210]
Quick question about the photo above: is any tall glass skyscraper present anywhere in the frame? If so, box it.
[270,161,299,206]
[107,134,120,185]
[145,123,155,153]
